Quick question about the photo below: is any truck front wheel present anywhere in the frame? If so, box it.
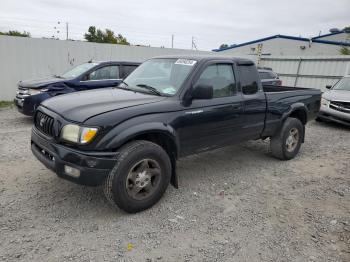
[270,117,304,160]
[104,140,171,213]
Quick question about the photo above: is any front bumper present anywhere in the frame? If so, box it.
[318,105,350,126]
[31,127,117,186]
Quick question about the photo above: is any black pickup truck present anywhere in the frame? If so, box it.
[31,56,321,213]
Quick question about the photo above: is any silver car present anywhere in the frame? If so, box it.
[317,76,350,126]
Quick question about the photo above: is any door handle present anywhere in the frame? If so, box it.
[231,105,242,110]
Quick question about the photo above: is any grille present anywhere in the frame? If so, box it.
[35,111,55,137]
[330,101,350,114]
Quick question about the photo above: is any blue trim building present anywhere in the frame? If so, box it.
[213,30,350,54]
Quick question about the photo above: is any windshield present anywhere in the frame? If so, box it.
[333,77,350,91]
[61,62,99,79]
[123,58,196,96]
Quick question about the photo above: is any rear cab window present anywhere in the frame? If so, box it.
[240,65,260,95]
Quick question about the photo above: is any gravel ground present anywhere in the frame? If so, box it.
[0,106,349,262]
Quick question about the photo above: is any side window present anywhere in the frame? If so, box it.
[88,65,119,80]
[122,65,138,78]
[195,64,236,98]
[240,65,260,95]
[109,65,120,79]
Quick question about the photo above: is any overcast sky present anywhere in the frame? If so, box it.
[0,0,349,50]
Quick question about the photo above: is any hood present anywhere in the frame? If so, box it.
[323,89,350,102]
[41,88,166,123]
[19,77,65,89]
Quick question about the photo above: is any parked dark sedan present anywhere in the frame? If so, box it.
[14,61,140,116]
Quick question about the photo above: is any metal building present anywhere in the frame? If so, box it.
[213,30,350,57]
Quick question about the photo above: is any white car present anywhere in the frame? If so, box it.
[317,76,350,126]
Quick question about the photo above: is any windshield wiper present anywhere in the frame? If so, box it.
[136,84,163,96]
[120,80,129,87]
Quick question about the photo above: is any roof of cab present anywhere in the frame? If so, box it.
[151,55,255,64]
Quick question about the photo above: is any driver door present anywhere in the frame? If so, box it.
[178,62,244,156]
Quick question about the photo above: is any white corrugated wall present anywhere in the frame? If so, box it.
[259,56,350,91]
[0,36,212,100]
[1,36,350,100]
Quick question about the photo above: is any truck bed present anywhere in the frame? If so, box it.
[262,85,322,137]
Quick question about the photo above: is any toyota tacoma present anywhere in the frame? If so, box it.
[31,56,321,213]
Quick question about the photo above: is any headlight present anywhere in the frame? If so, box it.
[321,97,330,107]
[61,124,98,144]
[29,88,48,95]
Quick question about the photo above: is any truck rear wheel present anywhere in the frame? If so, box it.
[270,117,303,160]
[104,140,171,213]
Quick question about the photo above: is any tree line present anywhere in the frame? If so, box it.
[0,26,130,45]
[0,30,30,37]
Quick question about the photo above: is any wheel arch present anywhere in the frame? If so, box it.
[103,123,180,188]
[281,104,308,142]
[288,107,307,125]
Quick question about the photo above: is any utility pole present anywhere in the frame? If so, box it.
[191,36,197,50]
[66,22,69,40]
[171,34,174,48]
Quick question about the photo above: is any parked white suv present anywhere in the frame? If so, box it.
[317,76,350,126]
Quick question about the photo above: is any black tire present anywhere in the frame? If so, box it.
[315,117,323,122]
[270,117,304,160]
[104,140,171,213]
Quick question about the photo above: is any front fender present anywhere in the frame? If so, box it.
[97,121,179,154]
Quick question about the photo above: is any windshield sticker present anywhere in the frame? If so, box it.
[175,59,197,66]
[162,87,177,95]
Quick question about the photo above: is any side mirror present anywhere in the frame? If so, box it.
[192,84,213,100]
[325,85,332,89]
